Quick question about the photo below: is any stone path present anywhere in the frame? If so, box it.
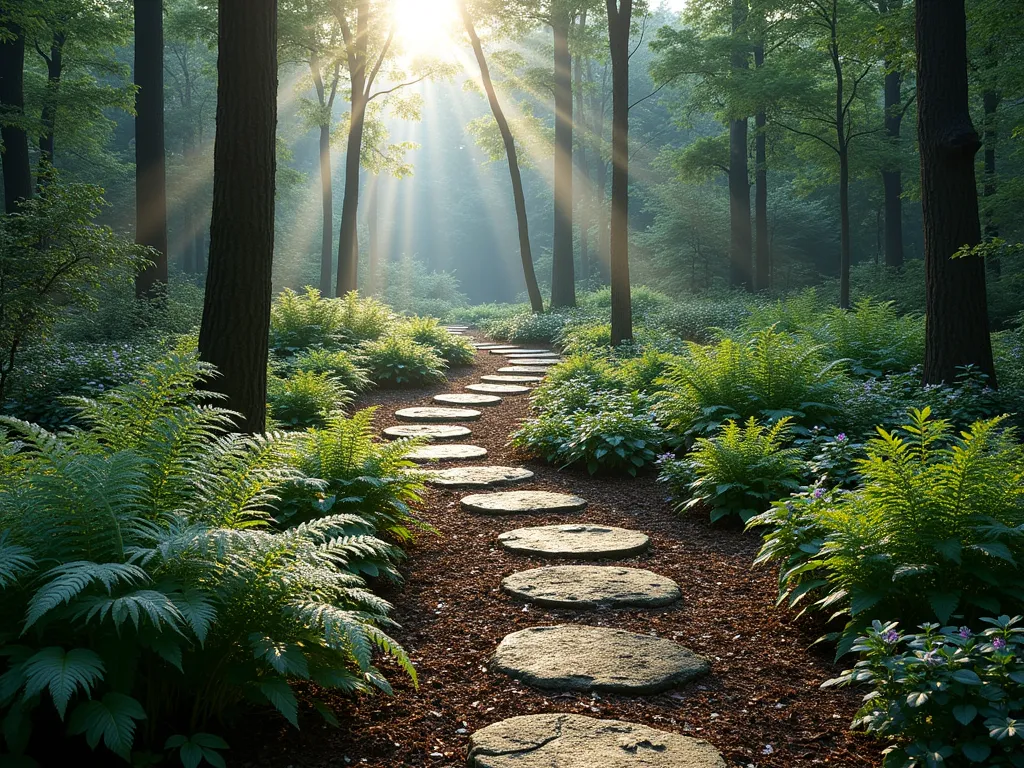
[383,328,725,766]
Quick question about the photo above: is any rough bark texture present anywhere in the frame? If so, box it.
[607,0,632,345]
[337,92,364,296]
[916,0,995,385]
[134,0,169,298]
[461,2,543,313]
[550,15,576,309]
[0,23,32,212]
[729,0,751,290]
[753,41,768,293]
[198,0,278,432]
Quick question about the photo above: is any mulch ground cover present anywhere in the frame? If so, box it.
[232,333,882,768]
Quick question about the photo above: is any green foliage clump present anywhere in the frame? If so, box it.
[357,336,447,388]
[749,409,1024,656]
[0,353,414,764]
[370,256,469,318]
[398,316,475,365]
[810,300,925,376]
[269,289,393,354]
[825,617,1024,767]
[268,370,353,429]
[579,285,672,316]
[657,326,845,437]
[661,417,804,523]
[530,355,625,408]
[481,311,571,343]
[650,295,749,342]
[289,348,372,393]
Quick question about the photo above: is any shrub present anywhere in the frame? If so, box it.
[481,311,572,343]
[650,295,749,342]
[511,390,669,475]
[662,417,804,523]
[616,349,680,393]
[557,321,683,357]
[268,370,353,429]
[749,409,1024,656]
[269,287,349,352]
[398,316,475,365]
[579,285,672,316]
[657,326,845,438]
[824,617,1024,767]
[530,355,624,409]
[289,348,372,393]
[334,291,395,344]
[0,353,414,764]
[357,335,447,387]
[811,300,925,376]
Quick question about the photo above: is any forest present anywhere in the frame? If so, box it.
[1,0,1023,766]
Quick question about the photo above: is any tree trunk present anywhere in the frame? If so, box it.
[134,0,169,298]
[0,23,32,212]
[729,0,751,290]
[198,0,278,433]
[880,0,904,269]
[607,0,632,345]
[916,0,995,385]
[590,60,611,283]
[367,172,380,295]
[574,37,590,286]
[460,2,544,313]
[336,92,364,296]
[838,146,852,308]
[318,121,334,295]
[550,14,576,308]
[38,36,64,174]
[753,41,768,292]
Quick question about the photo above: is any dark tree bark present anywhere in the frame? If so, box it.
[729,0,751,290]
[606,0,631,345]
[134,0,169,298]
[337,91,364,296]
[0,22,32,212]
[461,1,544,313]
[37,33,64,174]
[550,13,576,308]
[591,60,610,282]
[198,0,278,432]
[753,40,769,292]
[879,0,904,269]
[916,0,995,385]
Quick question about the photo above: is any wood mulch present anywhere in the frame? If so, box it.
[232,333,882,768]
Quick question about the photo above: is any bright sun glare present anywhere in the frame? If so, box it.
[393,0,461,59]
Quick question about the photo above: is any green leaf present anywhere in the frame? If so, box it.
[951,669,982,685]
[67,693,146,759]
[25,562,148,630]
[906,691,930,708]
[961,742,991,763]
[953,704,978,725]
[21,647,105,719]
[933,538,962,563]
[928,592,961,624]
[258,678,299,727]
[850,592,883,617]
[171,591,217,646]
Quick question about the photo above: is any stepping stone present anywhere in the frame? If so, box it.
[475,344,518,350]
[504,350,561,357]
[498,366,550,374]
[395,407,481,423]
[462,490,587,515]
[498,524,651,560]
[419,466,535,489]
[434,393,503,407]
[490,348,550,356]
[382,424,472,441]
[466,383,531,395]
[481,375,543,384]
[468,713,726,768]
[406,444,488,462]
[504,359,561,367]
[502,566,680,610]
[445,326,469,331]
[491,625,710,694]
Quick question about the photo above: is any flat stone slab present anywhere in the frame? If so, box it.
[406,444,488,462]
[481,375,543,384]
[462,491,587,515]
[502,566,680,610]
[420,466,535,489]
[498,366,551,374]
[504,359,561,367]
[468,714,726,768]
[490,348,550,356]
[395,407,481,423]
[466,383,531,395]
[491,625,710,694]
[434,393,503,407]
[382,424,472,441]
[475,344,515,350]
[497,524,651,560]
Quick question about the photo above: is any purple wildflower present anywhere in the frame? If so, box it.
[881,629,899,644]
[992,637,1007,651]
[957,627,971,639]
[835,433,847,442]
[812,487,825,499]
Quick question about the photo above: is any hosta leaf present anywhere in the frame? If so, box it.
[906,691,930,708]
[950,669,982,685]
[21,647,105,719]
[67,693,146,758]
[961,742,991,763]
[952,704,978,725]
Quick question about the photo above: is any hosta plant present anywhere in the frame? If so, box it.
[357,335,447,387]
[663,416,804,523]
[824,617,1024,767]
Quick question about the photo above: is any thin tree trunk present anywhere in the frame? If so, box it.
[573,19,590,287]
[318,121,334,295]
[38,36,64,174]
[0,23,32,212]
[729,0,751,290]
[838,146,852,308]
[607,0,632,345]
[198,0,278,432]
[336,93,364,296]
[916,0,994,385]
[182,132,197,273]
[550,14,576,308]
[367,172,380,295]
[753,41,768,292]
[590,60,611,283]
[460,2,544,313]
[134,0,169,298]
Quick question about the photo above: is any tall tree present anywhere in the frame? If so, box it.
[198,0,278,432]
[573,8,590,286]
[916,0,995,385]
[550,1,576,308]
[752,30,768,290]
[606,0,631,344]
[460,0,544,313]
[728,0,751,289]
[134,0,169,298]
[0,13,32,212]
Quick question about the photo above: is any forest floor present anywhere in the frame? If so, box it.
[232,333,882,768]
